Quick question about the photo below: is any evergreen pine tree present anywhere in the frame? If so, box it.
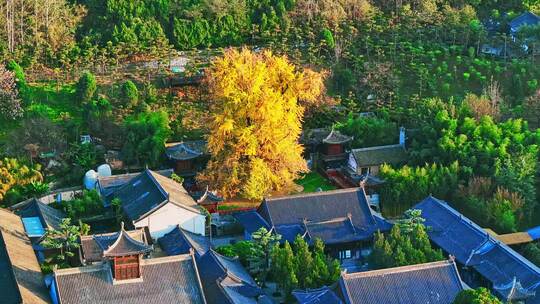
[121,80,139,108]
[76,71,97,105]
[272,241,298,297]
[312,238,330,285]
[369,210,444,269]
[294,235,314,289]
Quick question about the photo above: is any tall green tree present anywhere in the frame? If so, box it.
[456,177,524,233]
[494,152,538,225]
[452,288,502,304]
[270,241,298,297]
[294,235,314,288]
[369,209,443,269]
[270,236,341,299]
[249,227,281,285]
[336,113,398,148]
[122,111,170,167]
[379,162,460,217]
[522,243,540,267]
[410,109,539,178]
[120,80,139,108]
[312,238,340,285]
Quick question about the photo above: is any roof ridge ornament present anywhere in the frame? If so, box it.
[197,186,210,204]
[494,276,536,301]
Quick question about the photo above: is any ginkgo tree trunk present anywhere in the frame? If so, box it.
[198,48,325,200]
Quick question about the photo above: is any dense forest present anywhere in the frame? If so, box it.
[1,0,540,273]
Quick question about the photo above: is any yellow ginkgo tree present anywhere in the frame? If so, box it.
[198,48,325,200]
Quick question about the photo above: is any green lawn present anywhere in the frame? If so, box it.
[296,172,337,193]
[0,82,83,140]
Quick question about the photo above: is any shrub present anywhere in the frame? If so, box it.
[121,80,139,108]
[62,190,104,220]
[76,72,97,104]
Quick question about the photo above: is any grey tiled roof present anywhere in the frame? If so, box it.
[114,169,200,222]
[301,128,351,146]
[300,128,332,145]
[339,260,464,304]
[261,188,374,227]
[322,129,352,144]
[495,277,536,301]
[293,286,343,304]
[149,170,200,209]
[0,230,22,304]
[257,188,389,243]
[351,144,407,167]
[165,140,207,160]
[81,229,147,263]
[213,252,258,286]
[54,255,206,304]
[195,187,224,205]
[305,217,362,245]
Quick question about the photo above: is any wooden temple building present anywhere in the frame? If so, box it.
[165,140,208,176]
[301,128,353,169]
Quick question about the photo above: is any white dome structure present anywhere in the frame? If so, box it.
[97,164,112,177]
[83,170,98,190]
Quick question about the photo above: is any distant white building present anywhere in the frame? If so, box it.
[347,127,407,176]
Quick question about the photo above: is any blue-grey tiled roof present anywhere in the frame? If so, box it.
[114,169,199,222]
[415,196,540,302]
[165,140,207,161]
[260,188,375,227]
[197,250,262,304]
[233,211,270,235]
[158,225,210,257]
[274,224,306,243]
[305,217,370,245]
[98,169,174,207]
[257,188,390,244]
[221,285,258,304]
[510,12,540,32]
[340,260,463,304]
[528,226,540,240]
[293,286,343,304]
[15,198,66,231]
[116,170,168,220]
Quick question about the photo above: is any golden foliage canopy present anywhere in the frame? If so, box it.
[198,49,324,200]
[0,158,43,202]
